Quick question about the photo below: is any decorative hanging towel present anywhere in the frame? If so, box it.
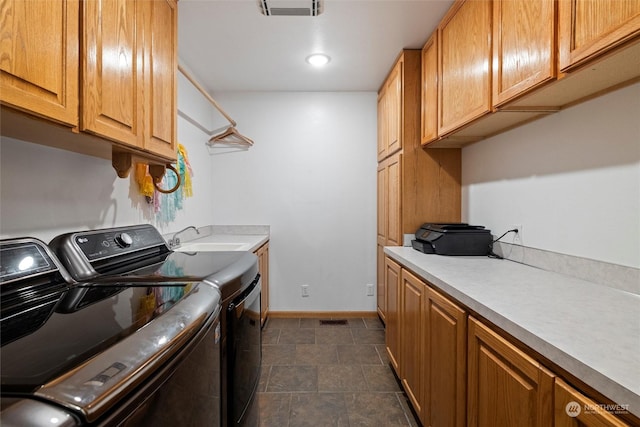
[134,143,194,223]
[135,164,155,201]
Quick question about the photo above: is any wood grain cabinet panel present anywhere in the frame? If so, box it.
[385,153,402,247]
[421,33,438,145]
[555,379,632,427]
[400,269,426,420]
[255,242,270,327]
[0,0,78,126]
[392,266,467,427]
[82,0,177,158]
[376,50,461,321]
[492,0,556,106]
[438,0,492,136]
[376,244,386,321]
[142,0,177,158]
[425,286,466,427]
[377,162,388,320]
[377,163,387,246]
[385,257,401,373]
[81,0,142,147]
[377,91,387,161]
[468,317,554,427]
[385,61,402,156]
[559,0,640,71]
[377,60,402,161]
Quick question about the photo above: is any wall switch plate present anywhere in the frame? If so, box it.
[301,284,309,297]
[366,284,374,296]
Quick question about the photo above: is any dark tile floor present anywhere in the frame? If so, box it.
[258,317,420,427]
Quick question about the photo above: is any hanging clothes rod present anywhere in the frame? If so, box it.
[178,64,236,127]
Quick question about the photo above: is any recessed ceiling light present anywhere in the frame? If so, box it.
[306,53,331,67]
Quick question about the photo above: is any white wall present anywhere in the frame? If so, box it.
[0,73,216,242]
[462,83,640,268]
[207,92,378,312]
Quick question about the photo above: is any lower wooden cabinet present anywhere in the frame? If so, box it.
[376,244,386,322]
[385,257,401,372]
[254,242,269,327]
[555,379,632,427]
[399,269,426,419]
[385,258,636,427]
[467,316,555,427]
[388,260,467,426]
[425,286,466,427]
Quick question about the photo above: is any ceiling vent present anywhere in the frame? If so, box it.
[259,0,323,16]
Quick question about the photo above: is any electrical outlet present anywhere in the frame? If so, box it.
[366,284,374,296]
[301,284,309,297]
[512,224,523,245]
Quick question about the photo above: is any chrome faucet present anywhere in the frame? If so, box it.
[168,226,200,249]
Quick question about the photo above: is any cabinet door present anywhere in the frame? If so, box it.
[386,153,402,247]
[559,0,640,71]
[385,257,401,373]
[400,269,426,421]
[0,0,78,126]
[492,0,556,106]
[141,0,177,158]
[555,379,631,427]
[425,286,466,427]
[258,243,270,327]
[438,0,492,136]
[421,33,438,145]
[468,317,554,427]
[81,0,143,148]
[386,60,403,156]
[377,244,386,321]
[377,162,387,245]
[377,90,388,161]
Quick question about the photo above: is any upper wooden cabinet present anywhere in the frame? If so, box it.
[82,0,177,159]
[377,50,461,244]
[141,0,178,159]
[558,0,640,72]
[492,0,556,107]
[424,0,640,148]
[1,0,177,174]
[438,0,492,136]
[421,33,438,146]
[377,60,403,161]
[81,0,142,147]
[0,0,78,126]
[377,51,461,320]
[377,90,387,162]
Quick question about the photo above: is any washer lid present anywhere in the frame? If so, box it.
[1,282,201,392]
[89,251,259,300]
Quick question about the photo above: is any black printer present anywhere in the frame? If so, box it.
[411,223,493,256]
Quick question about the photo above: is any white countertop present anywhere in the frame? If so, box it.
[385,246,640,418]
[165,225,269,253]
[180,233,268,253]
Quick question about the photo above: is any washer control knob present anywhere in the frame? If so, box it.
[115,232,133,248]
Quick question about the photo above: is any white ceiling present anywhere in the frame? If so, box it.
[177,0,454,93]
